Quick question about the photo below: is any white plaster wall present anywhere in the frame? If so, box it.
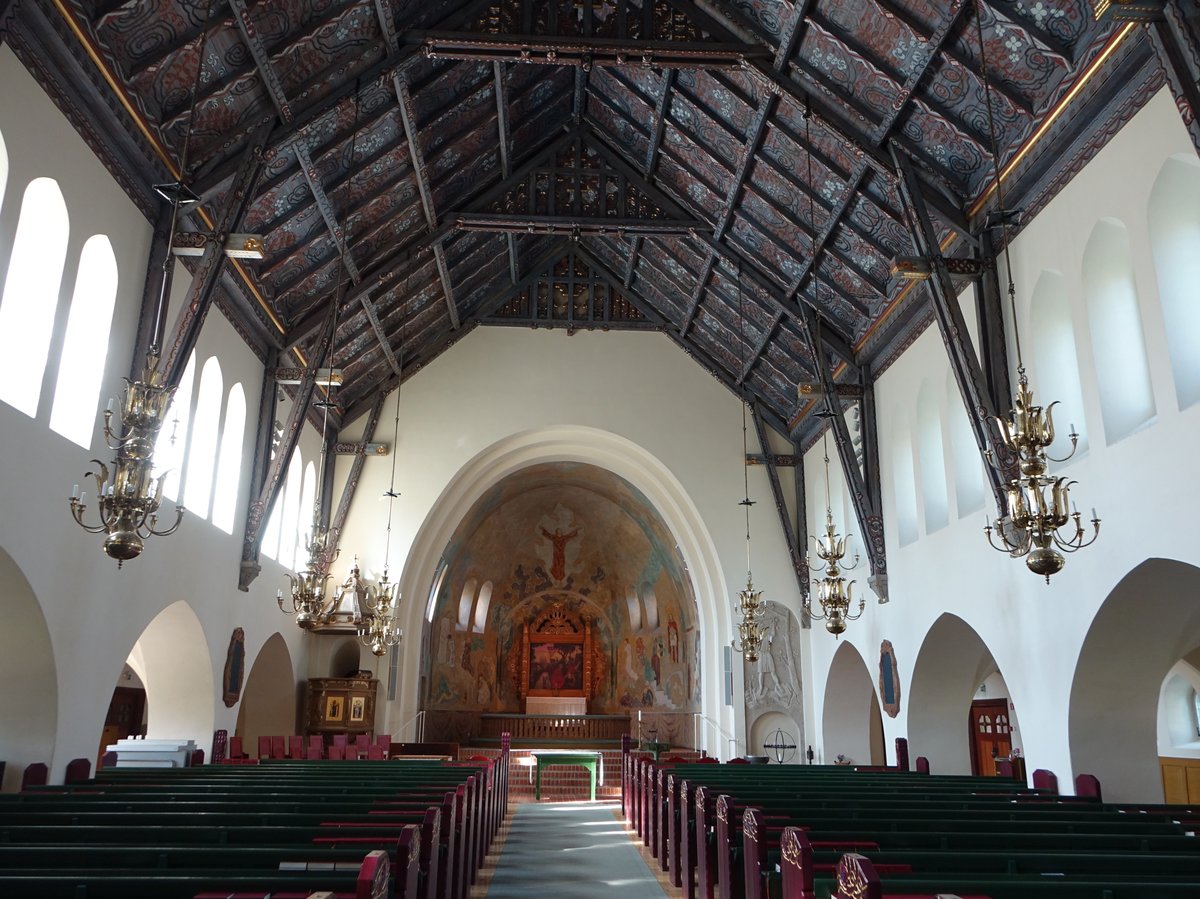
[0,47,315,782]
[804,88,1200,801]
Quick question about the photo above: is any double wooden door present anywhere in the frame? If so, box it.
[969,698,1012,776]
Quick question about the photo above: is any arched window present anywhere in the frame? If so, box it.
[277,451,303,570]
[890,424,919,547]
[1082,219,1155,443]
[0,178,70,417]
[625,586,642,631]
[457,578,478,630]
[294,461,317,571]
[472,581,493,634]
[49,235,119,448]
[1029,270,1089,460]
[261,490,283,561]
[946,373,984,517]
[1148,155,1200,410]
[154,352,195,502]
[211,383,246,534]
[916,380,948,532]
[184,357,223,519]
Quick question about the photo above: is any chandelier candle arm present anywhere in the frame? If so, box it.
[803,434,864,637]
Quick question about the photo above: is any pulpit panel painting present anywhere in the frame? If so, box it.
[423,462,700,716]
[530,642,584,692]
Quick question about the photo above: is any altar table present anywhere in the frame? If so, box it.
[530,749,603,801]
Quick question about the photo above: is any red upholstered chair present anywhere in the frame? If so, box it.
[21,762,48,790]
[288,735,304,760]
[354,734,370,758]
[1075,773,1103,801]
[695,756,719,764]
[227,736,246,760]
[1032,768,1059,795]
[64,758,91,783]
[995,759,1013,778]
[915,756,930,775]
[727,757,750,765]
[188,748,204,767]
[375,734,391,752]
[662,755,689,763]
[308,735,324,759]
[332,734,349,751]
[327,744,345,760]
[367,744,385,760]
[100,751,117,769]
[257,736,271,759]
[270,736,286,759]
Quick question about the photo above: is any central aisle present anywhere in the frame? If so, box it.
[481,800,670,898]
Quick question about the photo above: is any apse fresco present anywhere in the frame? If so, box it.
[425,463,700,715]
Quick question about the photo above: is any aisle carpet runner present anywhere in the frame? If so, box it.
[482,800,668,898]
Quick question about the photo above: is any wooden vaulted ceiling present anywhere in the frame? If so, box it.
[11,0,1161,441]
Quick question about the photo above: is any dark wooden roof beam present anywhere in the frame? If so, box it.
[359,291,403,378]
[420,33,769,69]
[645,69,678,177]
[739,312,782,384]
[773,0,816,71]
[714,95,776,241]
[984,0,1075,65]
[452,213,706,235]
[228,0,293,123]
[373,0,401,54]
[680,254,716,337]
[295,142,362,284]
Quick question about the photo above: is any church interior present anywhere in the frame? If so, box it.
[3,0,1200,895]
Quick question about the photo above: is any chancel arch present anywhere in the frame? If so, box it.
[397,426,730,751]
[908,614,1024,777]
[1070,559,1200,802]
[0,545,57,791]
[822,640,884,767]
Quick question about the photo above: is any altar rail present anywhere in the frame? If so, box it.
[479,713,630,744]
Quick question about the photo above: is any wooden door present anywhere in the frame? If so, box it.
[97,686,145,767]
[969,699,1012,776]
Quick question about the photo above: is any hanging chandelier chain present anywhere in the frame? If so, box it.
[381,272,407,575]
[973,0,1023,374]
[737,260,753,578]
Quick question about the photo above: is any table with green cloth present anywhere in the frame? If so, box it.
[530,749,603,801]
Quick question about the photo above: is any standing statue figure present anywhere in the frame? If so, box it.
[540,526,579,582]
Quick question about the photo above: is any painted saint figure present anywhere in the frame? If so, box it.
[539,526,579,582]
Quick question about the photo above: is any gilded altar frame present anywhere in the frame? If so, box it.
[520,603,593,701]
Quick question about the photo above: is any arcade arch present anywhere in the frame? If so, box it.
[908,614,1023,776]
[0,546,57,791]
[235,633,296,750]
[1070,559,1200,802]
[822,641,884,767]
[127,600,214,751]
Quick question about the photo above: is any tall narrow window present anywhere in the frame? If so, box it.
[1148,155,1200,410]
[1082,219,1155,443]
[1029,270,1089,460]
[0,178,69,417]
[916,380,949,532]
[472,582,493,634]
[278,452,303,571]
[49,235,119,447]
[457,579,478,631]
[155,352,195,502]
[0,127,9,224]
[184,357,223,519]
[261,488,283,561]
[294,461,317,571]
[947,373,984,517]
[211,383,246,534]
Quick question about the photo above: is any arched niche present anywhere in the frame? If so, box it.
[909,613,1023,776]
[128,600,214,751]
[1148,154,1200,410]
[235,633,296,748]
[1157,659,1200,758]
[0,545,57,791]
[1069,559,1200,802]
[916,379,948,532]
[822,641,884,767]
[945,371,984,517]
[1081,219,1156,444]
[889,422,919,546]
[1029,269,1089,460]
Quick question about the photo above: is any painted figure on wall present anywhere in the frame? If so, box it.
[540,526,579,583]
[667,618,680,663]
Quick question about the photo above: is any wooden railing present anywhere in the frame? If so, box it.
[479,713,630,743]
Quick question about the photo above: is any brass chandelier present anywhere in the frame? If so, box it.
[730,262,766,664]
[972,7,1099,582]
[65,13,217,566]
[804,435,864,636]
